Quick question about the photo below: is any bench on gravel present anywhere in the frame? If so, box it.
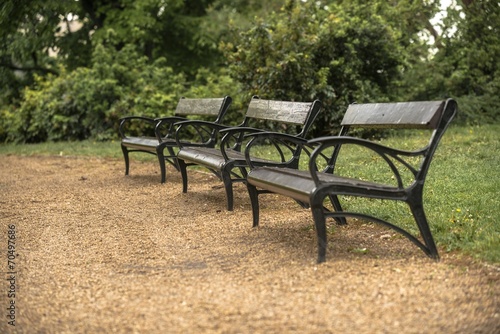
[244,99,458,263]
[119,96,232,183]
[175,96,322,211]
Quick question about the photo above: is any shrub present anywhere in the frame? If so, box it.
[5,43,187,142]
[221,1,404,137]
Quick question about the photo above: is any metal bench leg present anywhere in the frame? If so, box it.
[178,159,189,193]
[311,203,328,263]
[247,183,260,227]
[310,193,328,263]
[166,147,180,172]
[121,145,130,176]
[156,147,167,184]
[222,172,234,211]
[409,202,440,260]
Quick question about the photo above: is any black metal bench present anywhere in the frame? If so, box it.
[245,99,458,263]
[119,96,232,183]
[175,96,322,211]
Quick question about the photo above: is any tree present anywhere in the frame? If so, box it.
[0,0,209,127]
[3,43,189,142]
[400,0,500,122]
[0,1,77,104]
[0,0,282,142]
[0,0,284,105]
[1,0,498,142]
[221,0,409,136]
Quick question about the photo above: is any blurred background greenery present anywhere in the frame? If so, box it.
[0,0,498,143]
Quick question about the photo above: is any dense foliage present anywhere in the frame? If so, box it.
[0,0,498,142]
[419,0,500,123]
[2,44,183,142]
[1,42,243,142]
[221,1,408,135]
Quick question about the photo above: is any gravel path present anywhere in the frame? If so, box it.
[0,155,498,333]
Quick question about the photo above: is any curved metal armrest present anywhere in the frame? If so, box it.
[174,120,228,147]
[155,116,187,123]
[218,126,264,161]
[153,116,188,141]
[245,131,307,144]
[219,126,261,135]
[308,136,425,189]
[309,136,421,156]
[119,116,156,139]
[219,126,262,148]
[244,132,311,169]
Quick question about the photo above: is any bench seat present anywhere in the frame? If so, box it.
[177,147,239,170]
[121,136,162,149]
[248,166,402,204]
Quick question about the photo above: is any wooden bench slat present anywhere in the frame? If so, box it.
[121,136,159,145]
[246,99,316,124]
[342,101,444,128]
[175,97,233,117]
[177,147,226,169]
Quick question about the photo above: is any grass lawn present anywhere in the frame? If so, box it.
[1,124,499,263]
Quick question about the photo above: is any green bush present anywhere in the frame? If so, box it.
[185,67,245,125]
[221,1,404,137]
[4,43,187,143]
[400,0,500,124]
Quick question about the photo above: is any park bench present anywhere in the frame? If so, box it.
[245,99,458,263]
[119,96,232,183]
[175,96,322,211]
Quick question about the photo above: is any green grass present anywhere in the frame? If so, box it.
[0,139,153,161]
[427,124,500,262]
[1,124,499,263]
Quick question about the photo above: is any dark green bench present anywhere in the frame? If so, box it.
[175,96,322,211]
[119,96,232,183]
[245,99,458,263]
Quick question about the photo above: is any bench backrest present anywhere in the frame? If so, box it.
[341,100,451,129]
[174,96,232,123]
[335,99,457,184]
[243,96,322,137]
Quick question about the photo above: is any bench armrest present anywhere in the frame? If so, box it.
[155,116,188,123]
[152,116,189,141]
[219,126,261,135]
[218,126,263,154]
[244,131,311,169]
[119,116,157,139]
[308,136,425,189]
[174,120,229,148]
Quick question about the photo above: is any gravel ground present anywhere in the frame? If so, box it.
[0,155,498,333]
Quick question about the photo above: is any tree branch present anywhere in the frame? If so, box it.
[425,20,443,49]
[0,62,59,75]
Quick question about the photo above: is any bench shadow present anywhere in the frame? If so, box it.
[240,219,424,264]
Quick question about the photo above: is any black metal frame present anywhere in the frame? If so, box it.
[245,99,458,263]
[175,97,322,211]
